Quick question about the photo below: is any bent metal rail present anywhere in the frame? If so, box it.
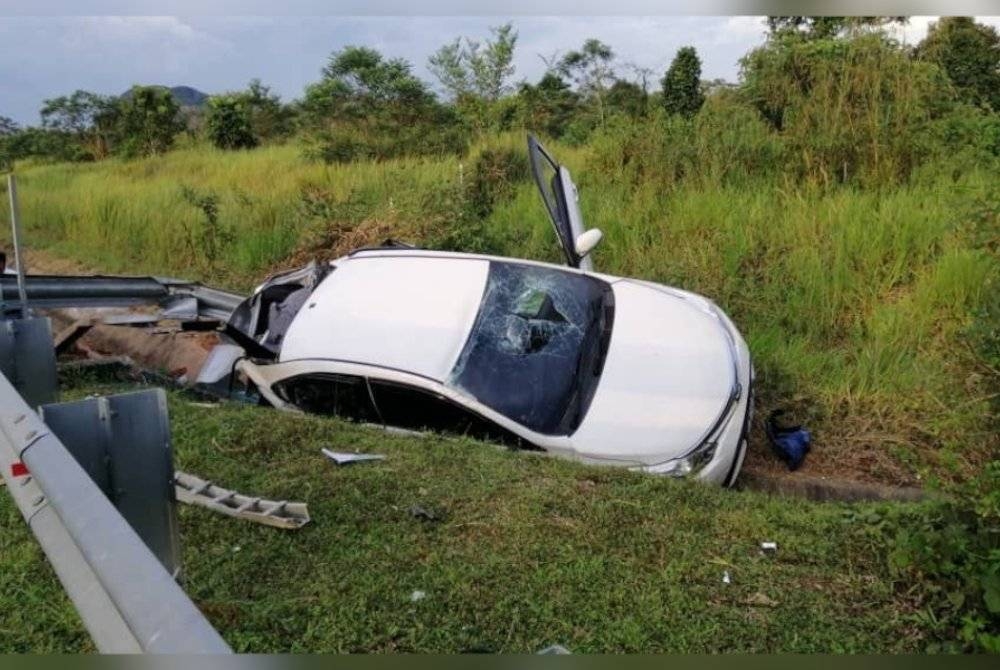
[0,274,243,321]
[0,369,232,653]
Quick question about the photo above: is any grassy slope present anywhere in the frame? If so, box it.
[1,137,995,484]
[0,370,923,653]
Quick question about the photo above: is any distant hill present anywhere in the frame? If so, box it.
[119,85,209,108]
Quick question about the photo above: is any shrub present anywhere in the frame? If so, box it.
[740,32,955,186]
[464,146,530,219]
[179,185,234,269]
[889,463,1000,652]
[206,95,258,150]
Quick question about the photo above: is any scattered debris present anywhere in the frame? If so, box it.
[321,447,386,466]
[537,644,572,654]
[53,318,94,355]
[188,401,220,409]
[744,592,779,608]
[760,541,778,556]
[722,570,732,585]
[765,409,812,471]
[174,471,310,530]
[408,504,443,523]
[410,590,426,602]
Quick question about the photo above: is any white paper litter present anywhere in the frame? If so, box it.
[321,448,386,465]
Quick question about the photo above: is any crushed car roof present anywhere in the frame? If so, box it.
[279,255,490,381]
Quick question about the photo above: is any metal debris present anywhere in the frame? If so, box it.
[760,541,778,556]
[174,471,310,530]
[321,447,386,466]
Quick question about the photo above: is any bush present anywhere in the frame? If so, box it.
[464,146,530,219]
[890,463,1000,652]
[179,185,234,269]
[304,119,469,164]
[206,95,258,150]
[740,32,955,187]
[588,97,783,190]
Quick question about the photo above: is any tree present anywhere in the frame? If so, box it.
[0,116,18,136]
[205,94,257,150]
[300,46,468,162]
[517,72,579,139]
[428,22,517,102]
[39,90,119,159]
[606,80,647,118]
[661,46,705,118]
[916,17,1000,111]
[0,116,18,170]
[766,16,907,40]
[558,38,617,123]
[116,85,184,157]
[243,79,292,140]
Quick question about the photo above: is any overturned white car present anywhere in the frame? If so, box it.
[220,137,753,486]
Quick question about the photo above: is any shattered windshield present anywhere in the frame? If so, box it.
[447,262,614,435]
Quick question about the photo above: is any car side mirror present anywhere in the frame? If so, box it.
[574,228,603,259]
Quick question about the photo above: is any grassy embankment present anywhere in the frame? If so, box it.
[0,368,930,653]
[1,134,995,485]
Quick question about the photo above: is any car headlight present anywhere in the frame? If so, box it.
[641,439,718,477]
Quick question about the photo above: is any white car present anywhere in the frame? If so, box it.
[224,137,753,486]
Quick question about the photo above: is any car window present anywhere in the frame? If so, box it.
[273,373,379,423]
[368,380,524,447]
[447,261,614,435]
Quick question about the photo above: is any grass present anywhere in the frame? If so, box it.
[0,368,929,653]
[1,134,995,486]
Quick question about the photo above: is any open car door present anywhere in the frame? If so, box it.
[527,135,602,272]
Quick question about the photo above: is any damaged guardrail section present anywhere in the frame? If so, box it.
[0,370,231,654]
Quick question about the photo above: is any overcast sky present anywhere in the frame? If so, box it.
[1,15,997,125]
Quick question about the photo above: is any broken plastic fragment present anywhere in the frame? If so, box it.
[760,541,778,555]
[410,590,426,602]
[722,570,732,585]
[321,448,385,465]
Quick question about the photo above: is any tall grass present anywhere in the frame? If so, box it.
[1,133,995,485]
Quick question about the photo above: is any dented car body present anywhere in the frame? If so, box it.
[225,137,754,486]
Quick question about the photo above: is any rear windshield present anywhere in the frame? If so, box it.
[447,262,614,435]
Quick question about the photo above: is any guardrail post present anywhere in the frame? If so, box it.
[0,372,231,653]
[40,389,182,578]
[0,316,58,408]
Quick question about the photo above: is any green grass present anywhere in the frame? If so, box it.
[1,135,994,485]
[0,370,929,653]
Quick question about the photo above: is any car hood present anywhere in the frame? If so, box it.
[569,279,737,466]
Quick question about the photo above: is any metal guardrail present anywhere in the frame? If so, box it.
[0,367,231,653]
[0,274,244,322]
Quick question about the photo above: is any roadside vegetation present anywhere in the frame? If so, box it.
[0,368,960,652]
[1,16,998,651]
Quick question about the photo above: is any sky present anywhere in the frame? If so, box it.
[1,15,998,126]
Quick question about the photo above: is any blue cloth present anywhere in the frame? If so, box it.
[766,410,811,471]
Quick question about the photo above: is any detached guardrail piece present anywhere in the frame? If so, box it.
[0,317,58,408]
[0,373,230,653]
[175,470,310,530]
[40,389,182,579]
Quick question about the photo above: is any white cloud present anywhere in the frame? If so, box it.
[715,16,767,45]
[65,16,228,48]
